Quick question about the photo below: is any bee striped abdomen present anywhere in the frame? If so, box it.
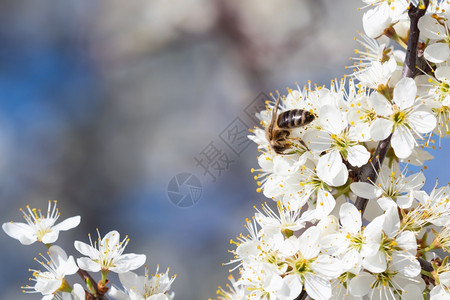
[277,109,314,129]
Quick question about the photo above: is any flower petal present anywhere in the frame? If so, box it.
[49,245,68,263]
[118,271,140,291]
[258,153,274,170]
[328,162,349,187]
[429,284,449,300]
[347,144,370,167]
[298,227,321,259]
[396,195,414,209]
[435,66,450,82]
[72,284,87,300]
[350,182,381,199]
[108,286,130,300]
[391,125,415,159]
[62,256,79,276]
[316,150,342,184]
[283,274,303,299]
[418,14,446,40]
[391,252,420,277]
[53,216,81,232]
[370,118,393,141]
[312,255,343,278]
[349,272,373,297]
[424,43,450,63]
[363,251,387,273]
[319,105,347,135]
[440,271,450,286]
[402,284,424,300]
[340,203,361,234]
[369,92,393,116]
[404,172,426,192]
[76,257,101,272]
[303,130,332,153]
[74,241,100,259]
[393,78,416,110]
[377,197,397,211]
[102,230,121,248]
[363,6,392,38]
[111,253,146,273]
[383,208,400,238]
[341,248,362,274]
[316,189,336,218]
[148,295,169,300]
[396,231,418,253]
[409,109,436,134]
[41,231,60,244]
[2,222,36,245]
[304,273,332,300]
[35,277,61,295]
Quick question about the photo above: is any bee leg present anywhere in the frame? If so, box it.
[289,137,310,151]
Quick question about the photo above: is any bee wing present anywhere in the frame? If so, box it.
[268,94,282,134]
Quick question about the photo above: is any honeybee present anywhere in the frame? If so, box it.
[265,95,315,154]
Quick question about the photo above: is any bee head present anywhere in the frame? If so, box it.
[272,143,288,155]
[304,111,315,124]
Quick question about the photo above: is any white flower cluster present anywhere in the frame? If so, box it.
[217,1,450,299]
[2,201,175,300]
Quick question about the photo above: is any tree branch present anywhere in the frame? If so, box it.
[77,269,109,299]
[418,257,433,272]
[418,257,436,285]
[293,290,308,300]
[354,135,391,212]
[354,0,429,216]
[402,0,429,78]
[295,2,430,300]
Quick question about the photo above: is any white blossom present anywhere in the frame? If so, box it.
[362,208,420,276]
[370,77,437,158]
[108,266,176,300]
[430,262,450,300]
[416,66,450,139]
[322,203,377,273]
[350,165,425,210]
[22,246,78,298]
[349,266,424,300]
[2,200,80,245]
[74,230,146,273]
[418,12,450,63]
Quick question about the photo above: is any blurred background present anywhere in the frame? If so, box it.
[0,0,448,299]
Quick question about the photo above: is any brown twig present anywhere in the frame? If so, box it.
[354,135,391,213]
[402,0,430,78]
[354,0,429,216]
[418,257,436,286]
[77,269,109,299]
[418,257,433,272]
[294,290,308,300]
[294,2,430,300]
